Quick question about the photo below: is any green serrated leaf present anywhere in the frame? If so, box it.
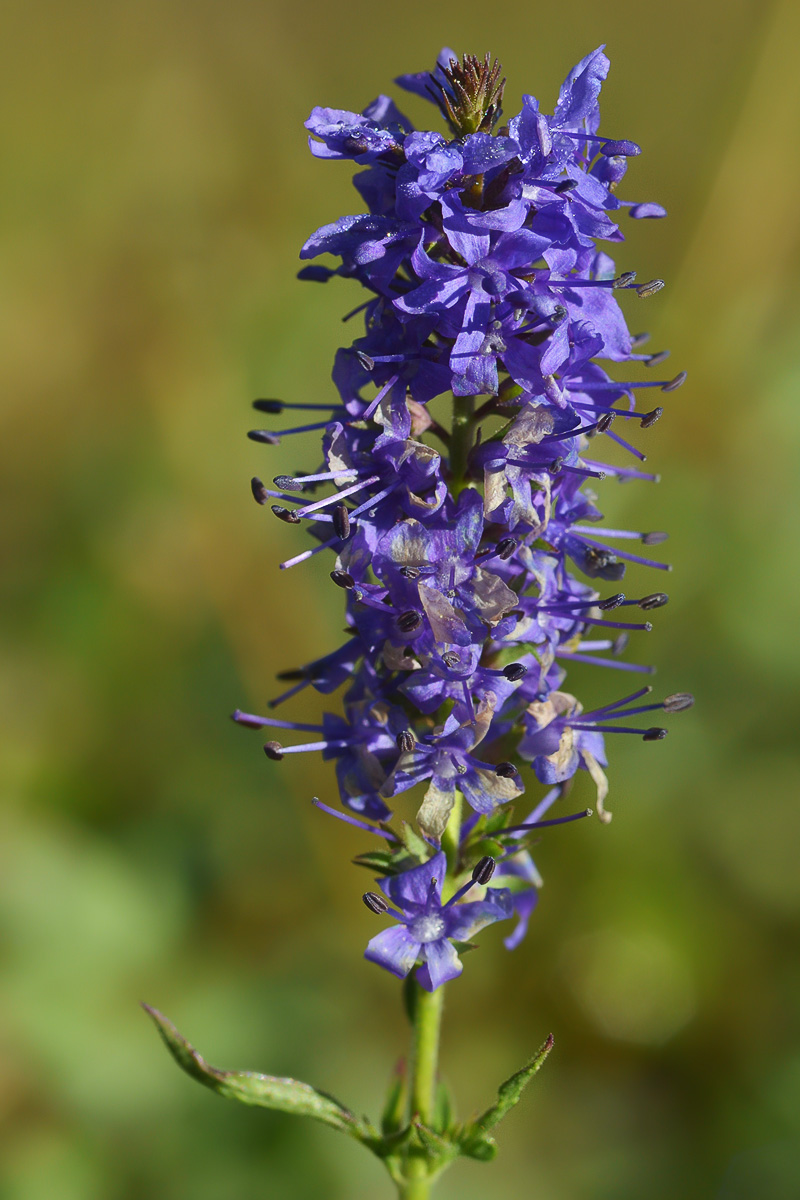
[432,1080,455,1135]
[459,1132,498,1161]
[143,1005,373,1141]
[398,821,431,861]
[381,1060,407,1136]
[450,940,478,955]
[482,807,515,835]
[471,1033,554,1136]
[352,850,397,872]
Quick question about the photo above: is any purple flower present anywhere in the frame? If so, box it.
[364,852,513,990]
[237,47,691,970]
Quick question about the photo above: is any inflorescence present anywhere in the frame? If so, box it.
[235,46,692,990]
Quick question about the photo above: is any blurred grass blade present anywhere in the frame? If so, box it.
[143,1004,372,1140]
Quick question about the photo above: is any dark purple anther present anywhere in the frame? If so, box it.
[472,856,496,885]
[495,762,518,778]
[333,504,351,540]
[263,741,284,761]
[251,477,269,505]
[330,570,355,589]
[248,429,281,444]
[363,891,389,915]
[642,727,668,741]
[639,592,669,609]
[397,610,421,633]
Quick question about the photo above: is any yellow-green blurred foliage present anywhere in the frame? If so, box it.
[2,1,799,1196]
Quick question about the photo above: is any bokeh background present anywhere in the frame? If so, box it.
[2,0,799,1196]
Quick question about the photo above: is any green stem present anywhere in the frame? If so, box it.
[441,791,463,881]
[400,1164,432,1200]
[449,394,475,493]
[398,982,444,1200]
[409,983,443,1125]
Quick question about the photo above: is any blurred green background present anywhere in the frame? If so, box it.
[2,0,799,1196]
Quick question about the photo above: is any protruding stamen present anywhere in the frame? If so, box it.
[640,407,663,427]
[636,279,665,297]
[472,856,496,884]
[642,727,668,741]
[642,532,669,545]
[356,351,375,371]
[504,809,592,833]
[496,537,517,559]
[263,741,284,761]
[253,399,340,414]
[503,663,527,681]
[442,651,461,668]
[399,565,421,579]
[612,271,637,289]
[599,593,626,610]
[396,730,416,753]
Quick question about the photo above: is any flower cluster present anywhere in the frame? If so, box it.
[236,47,691,990]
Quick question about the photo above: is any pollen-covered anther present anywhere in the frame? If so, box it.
[271,505,301,524]
[273,474,300,490]
[613,271,637,289]
[251,477,269,505]
[636,279,665,298]
[599,592,626,610]
[640,407,663,428]
[596,412,616,433]
[263,741,284,761]
[642,727,668,741]
[472,856,496,885]
[663,692,694,712]
[396,730,416,753]
[397,610,422,633]
[442,651,461,668]
[363,891,389,915]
